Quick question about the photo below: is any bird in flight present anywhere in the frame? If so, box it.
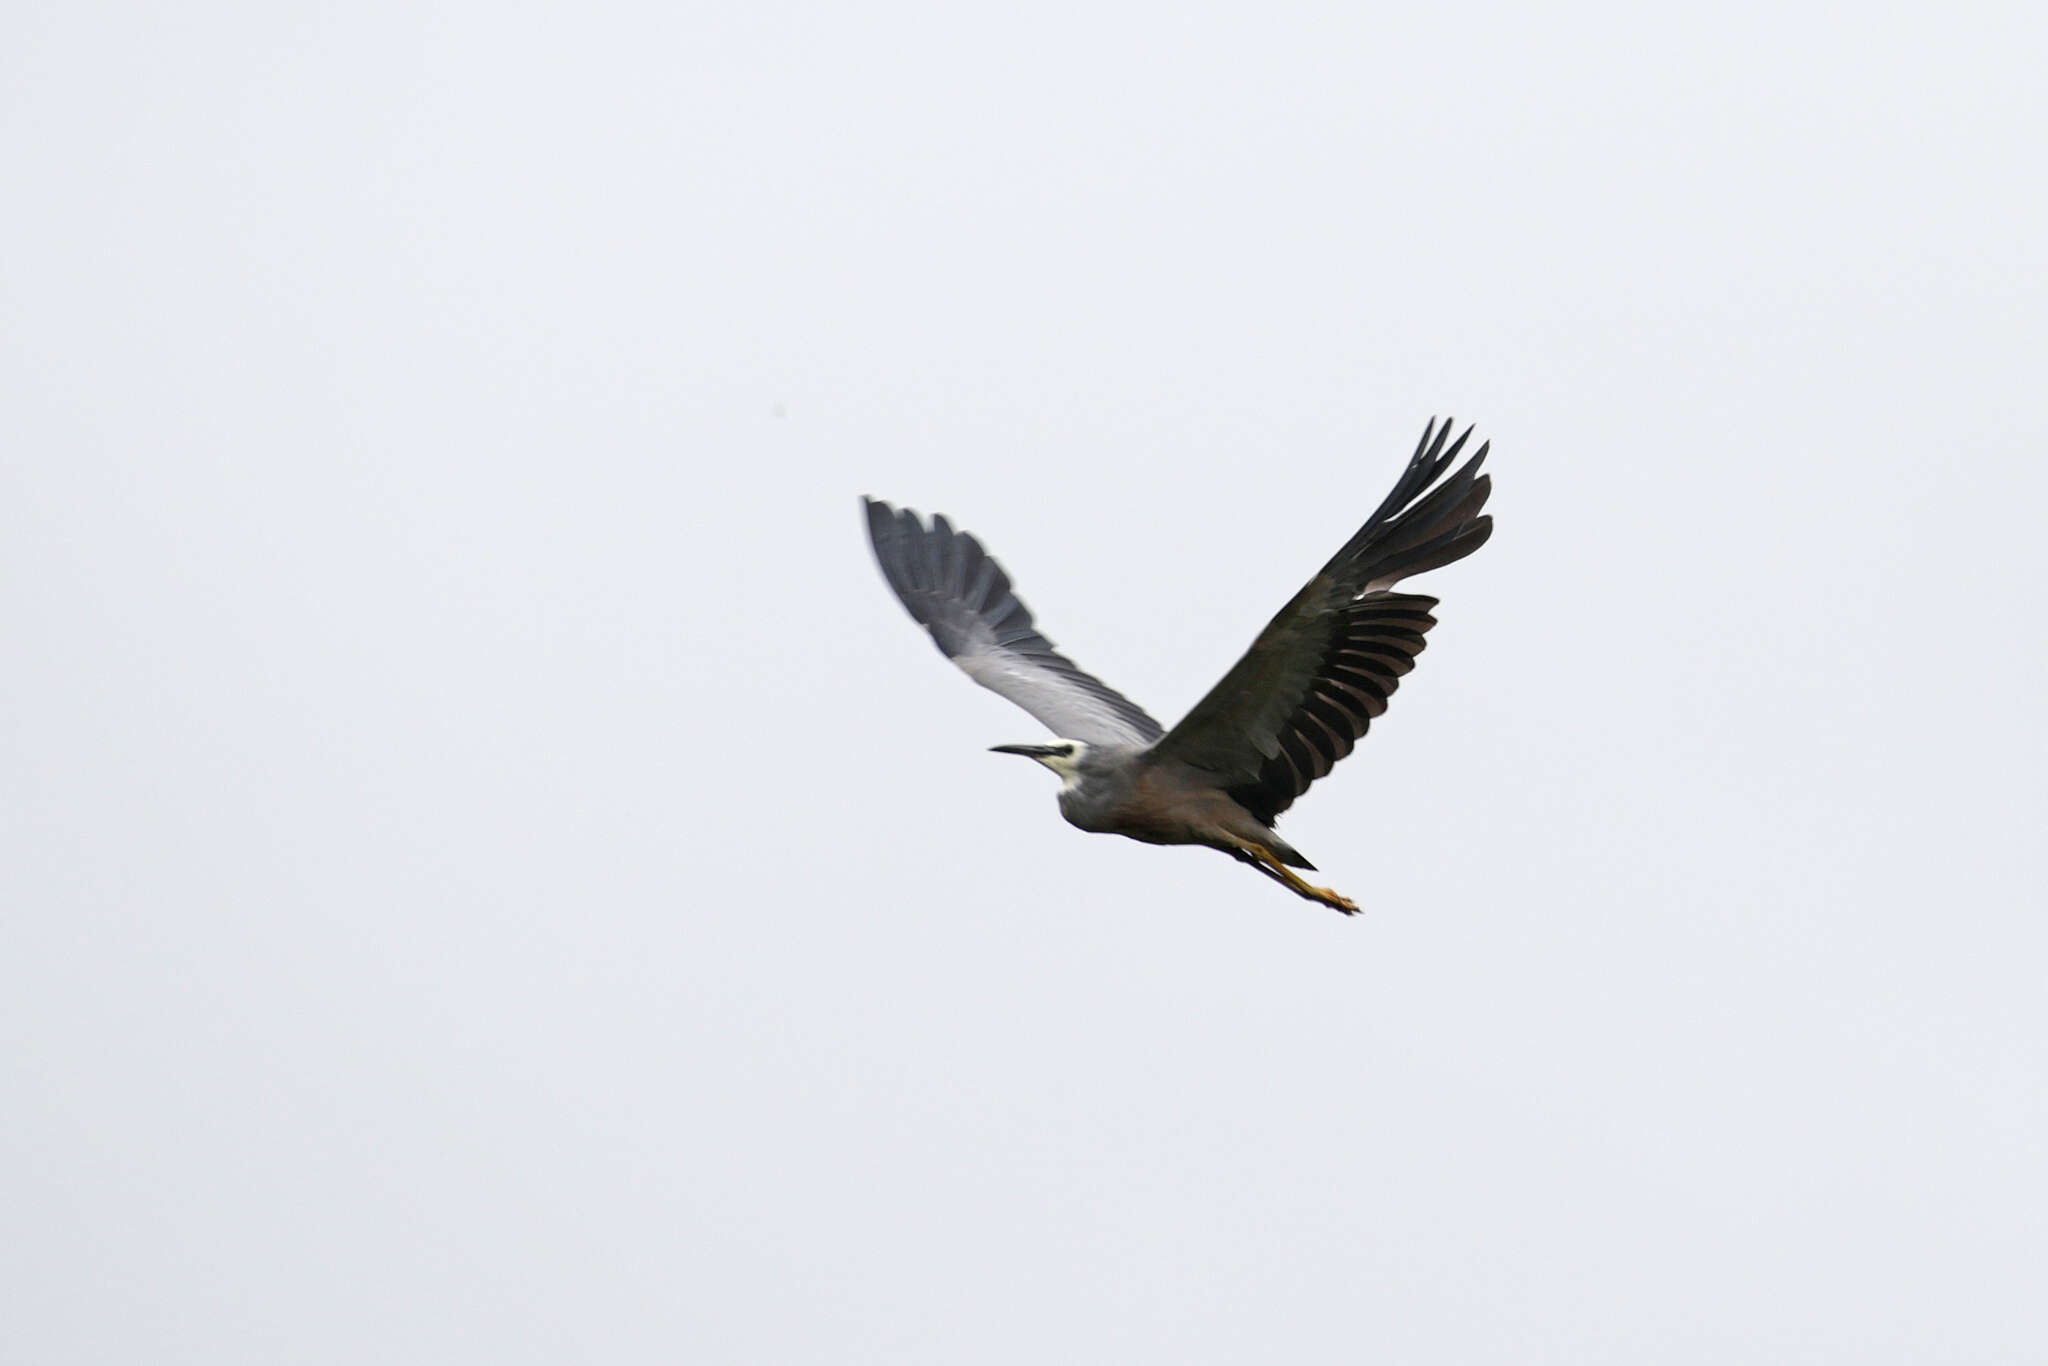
[862,419,1492,914]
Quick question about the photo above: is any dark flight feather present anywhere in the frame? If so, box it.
[1148,418,1491,815]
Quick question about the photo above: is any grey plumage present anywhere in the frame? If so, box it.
[862,498,1164,747]
[862,418,1494,914]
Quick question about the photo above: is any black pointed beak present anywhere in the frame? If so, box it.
[989,743,1063,758]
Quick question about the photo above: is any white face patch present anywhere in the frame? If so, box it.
[1036,740,1090,789]
[1003,739,1090,789]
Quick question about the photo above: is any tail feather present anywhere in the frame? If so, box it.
[1268,837,1316,871]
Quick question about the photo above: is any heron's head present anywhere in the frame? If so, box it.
[989,739,1091,788]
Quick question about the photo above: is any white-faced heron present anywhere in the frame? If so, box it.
[862,418,1493,914]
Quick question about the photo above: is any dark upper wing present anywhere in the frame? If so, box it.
[863,498,1166,747]
[1148,418,1492,823]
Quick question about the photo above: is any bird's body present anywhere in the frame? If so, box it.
[1043,740,1312,862]
[863,419,1493,914]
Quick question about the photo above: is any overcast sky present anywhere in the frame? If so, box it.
[5,2,2045,1362]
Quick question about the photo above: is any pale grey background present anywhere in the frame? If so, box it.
[4,2,2044,1362]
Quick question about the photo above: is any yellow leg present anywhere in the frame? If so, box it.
[1229,839,1359,915]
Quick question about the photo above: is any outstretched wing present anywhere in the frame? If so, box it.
[863,498,1165,747]
[1148,418,1493,823]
